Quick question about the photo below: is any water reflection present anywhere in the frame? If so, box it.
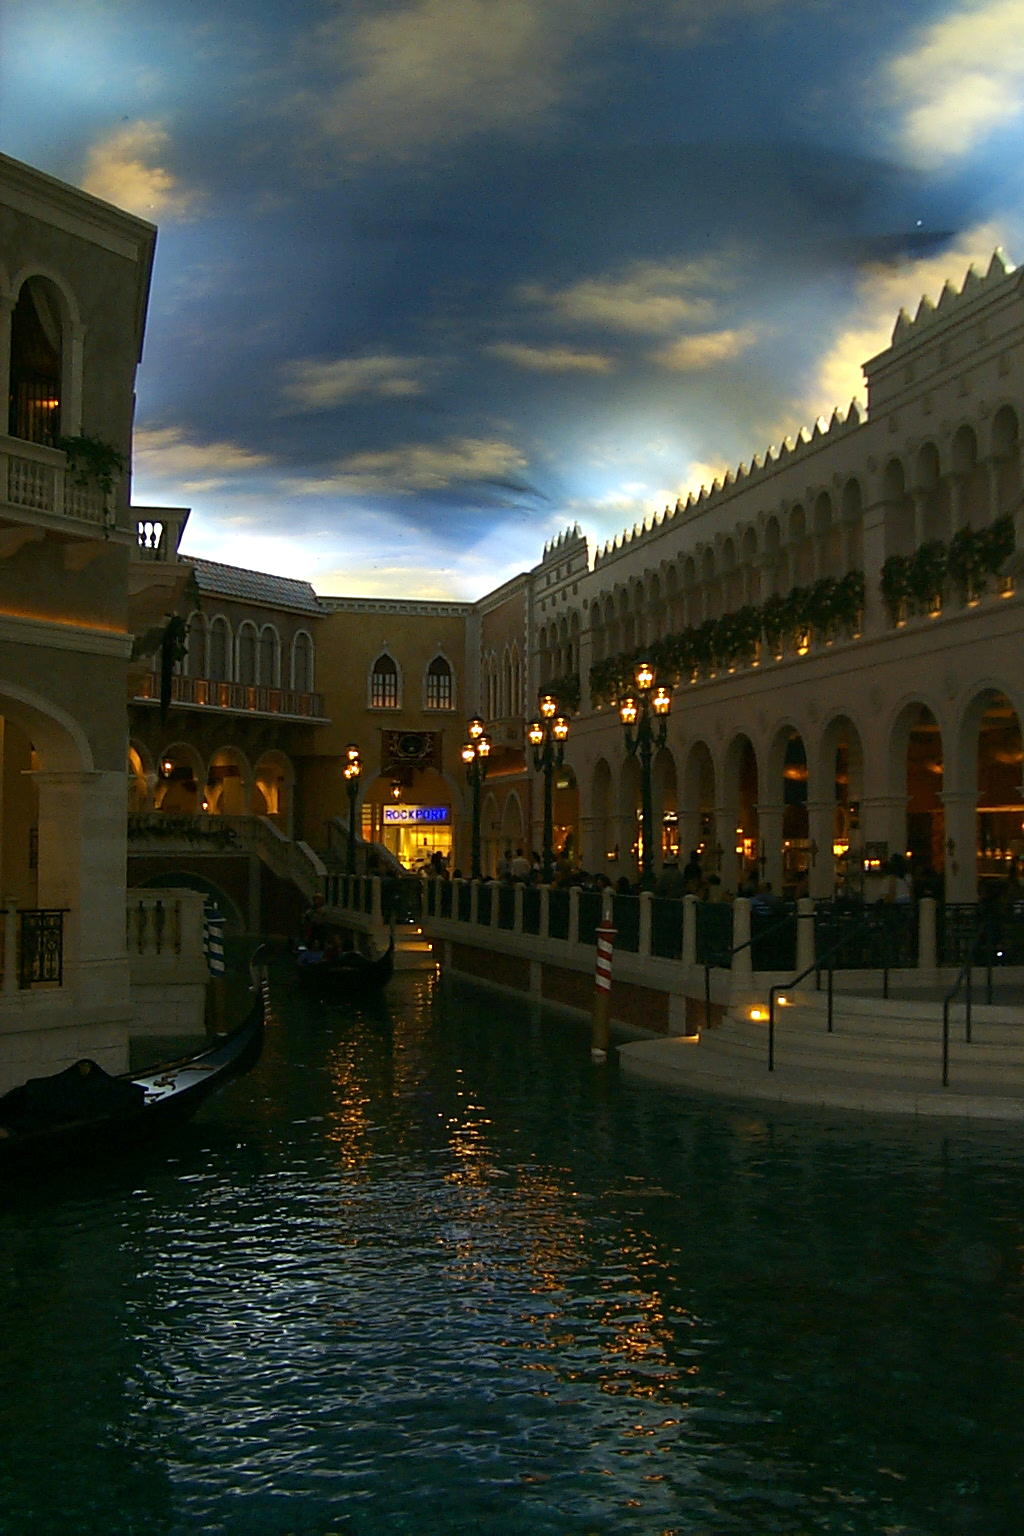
[2,963,1024,1534]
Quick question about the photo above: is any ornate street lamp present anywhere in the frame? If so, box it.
[619,663,672,889]
[343,743,361,875]
[461,716,492,880]
[528,691,571,883]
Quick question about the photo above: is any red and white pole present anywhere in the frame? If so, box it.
[591,920,616,1062]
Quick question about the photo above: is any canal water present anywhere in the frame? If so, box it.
[2,962,1024,1536]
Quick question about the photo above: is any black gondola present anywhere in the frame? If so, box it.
[0,968,268,1165]
[296,932,395,1001]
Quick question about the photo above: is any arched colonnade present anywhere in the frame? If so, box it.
[578,686,1024,902]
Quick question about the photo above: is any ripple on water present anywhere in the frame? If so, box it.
[1,968,1023,1534]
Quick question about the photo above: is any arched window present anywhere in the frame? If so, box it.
[237,622,258,685]
[258,624,280,687]
[208,616,231,682]
[185,611,206,678]
[8,277,64,444]
[370,653,399,709]
[425,654,453,710]
[291,631,315,692]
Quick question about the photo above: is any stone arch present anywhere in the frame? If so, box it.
[206,745,253,816]
[425,651,455,711]
[154,741,205,813]
[184,610,207,679]
[652,746,678,862]
[236,622,258,686]
[591,757,614,868]
[291,629,315,693]
[128,740,153,811]
[258,623,281,688]
[369,651,401,710]
[252,748,294,830]
[881,456,914,558]
[680,738,717,865]
[991,404,1021,516]
[952,421,988,524]
[7,270,81,443]
[889,699,944,875]
[500,790,525,850]
[915,441,946,544]
[722,732,760,888]
[208,615,232,683]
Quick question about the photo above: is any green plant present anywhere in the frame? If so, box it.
[880,555,912,624]
[57,434,126,497]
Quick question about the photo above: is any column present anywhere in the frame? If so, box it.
[755,802,785,894]
[806,797,835,900]
[940,791,978,902]
[33,769,131,1016]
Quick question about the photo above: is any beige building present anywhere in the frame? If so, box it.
[0,152,195,1088]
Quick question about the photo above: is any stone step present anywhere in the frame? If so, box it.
[618,1036,1024,1119]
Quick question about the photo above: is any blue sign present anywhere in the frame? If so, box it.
[383,804,450,825]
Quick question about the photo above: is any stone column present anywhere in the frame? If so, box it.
[806,797,835,900]
[33,769,131,1018]
[940,791,978,902]
[755,802,785,893]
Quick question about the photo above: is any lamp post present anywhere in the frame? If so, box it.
[461,717,492,880]
[528,692,571,884]
[618,662,672,889]
[343,743,361,875]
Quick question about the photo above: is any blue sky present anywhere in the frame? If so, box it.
[4,0,1024,597]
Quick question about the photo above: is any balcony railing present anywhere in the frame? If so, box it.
[0,436,107,528]
[132,671,327,720]
[0,907,68,990]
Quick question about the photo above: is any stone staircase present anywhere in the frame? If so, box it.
[618,985,1024,1120]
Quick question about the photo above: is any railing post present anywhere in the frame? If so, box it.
[796,897,815,977]
[370,876,383,926]
[732,897,752,980]
[638,890,653,957]
[514,882,525,934]
[2,903,16,996]
[682,893,697,968]
[569,885,581,947]
[469,878,480,926]
[539,884,550,939]
[918,896,937,970]
[491,881,502,930]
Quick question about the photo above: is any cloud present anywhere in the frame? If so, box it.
[486,342,615,373]
[886,0,1024,167]
[80,120,194,219]
[518,258,726,334]
[314,0,597,161]
[803,223,1012,418]
[281,354,432,409]
[287,435,529,496]
[652,327,758,370]
[133,425,272,492]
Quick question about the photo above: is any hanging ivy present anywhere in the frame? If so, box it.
[57,434,126,497]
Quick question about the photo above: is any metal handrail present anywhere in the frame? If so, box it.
[702,907,800,1028]
[767,910,898,1071]
[941,913,997,1087]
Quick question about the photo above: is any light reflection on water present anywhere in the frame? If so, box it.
[1,963,1024,1535]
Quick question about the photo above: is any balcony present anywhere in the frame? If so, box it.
[132,670,328,722]
[0,434,108,531]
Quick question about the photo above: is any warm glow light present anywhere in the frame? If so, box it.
[652,685,672,716]
[750,1007,767,1021]
[539,693,557,719]
[528,720,544,746]
[345,742,360,763]
[467,716,485,739]
[552,715,570,742]
[635,661,654,692]
[461,743,475,764]
[477,734,492,757]
[619,696,638,726]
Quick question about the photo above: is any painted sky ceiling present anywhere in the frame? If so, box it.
[4,0,1023,598]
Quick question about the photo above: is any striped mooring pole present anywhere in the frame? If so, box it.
[591,920,616,1063]
[203,902,227,1035]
